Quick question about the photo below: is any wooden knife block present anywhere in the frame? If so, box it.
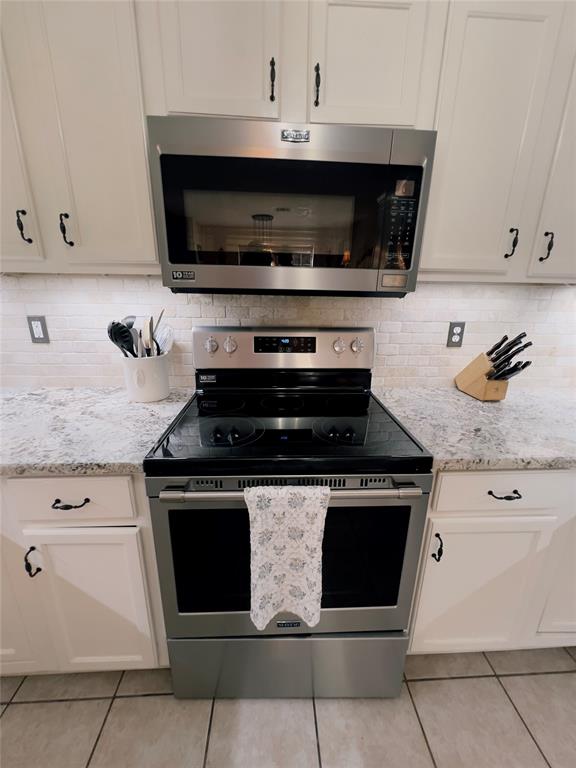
[454,353,508,402]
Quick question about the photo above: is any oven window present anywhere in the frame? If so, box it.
[160,155,422,271]
[168,504,411,614]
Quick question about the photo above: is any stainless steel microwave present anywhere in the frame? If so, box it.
[147,116,436,297]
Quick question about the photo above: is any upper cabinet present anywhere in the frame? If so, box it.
[158,0,281,118]
[308,0,446,126]
[421,0,576,283]
[138,0,447,127]
[1,0,157,273]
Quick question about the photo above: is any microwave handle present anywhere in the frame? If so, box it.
[159,487,422,504]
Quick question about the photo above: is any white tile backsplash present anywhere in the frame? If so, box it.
[1,275,574,391]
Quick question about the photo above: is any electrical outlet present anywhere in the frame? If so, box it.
[27,315,50,343]
[447,321,465,348]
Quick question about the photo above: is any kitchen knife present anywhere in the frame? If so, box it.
[490,361,523,380]
[490,332,527,362]
[497,361,532,380]
[490,342,533,374]
[486,335,508,357]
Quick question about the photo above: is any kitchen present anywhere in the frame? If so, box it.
[1,1,575,767]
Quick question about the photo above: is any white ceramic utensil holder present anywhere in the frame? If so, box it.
[122,353,170,402]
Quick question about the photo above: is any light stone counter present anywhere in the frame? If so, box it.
[1,386,575,477]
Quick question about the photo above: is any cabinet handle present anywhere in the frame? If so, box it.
[431,533,444,562]
[16,209,33,244]
[58,212,74,246]
[539,231,554,262]
[51,497,90,511]
[487,489,522,501]
[504,227,519,258]
[269,57,276,102]
[24,546,42,578]
[314,62,321,107]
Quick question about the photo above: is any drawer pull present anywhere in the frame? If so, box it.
[16,209,33,243]
[58,212,74,246]
[24,546,42,578]
[539,231,554,262]
[504,227,519,259]
[487,489,522,501]
[51,497,91,511]
[269,57,276,102]
[431,533,444,562]
[313,62,321,107]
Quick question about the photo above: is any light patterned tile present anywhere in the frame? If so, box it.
[486,648,576,675]
[410,677,547,768]
[206,699,318,768]
[316,685,433,768]
[501,672,576,768]
[90,695,211,768]
[0,699,109,768]
[405,653,492,680]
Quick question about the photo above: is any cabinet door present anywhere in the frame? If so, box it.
[538,516,576,634]
[412,514,558,653]
[527,63,576,280]
[0,533,56,674]
[0,56,43,266]
[309,0,431,125]
[158,0,280,118]
[24,527,156,671]
[1,1,156,267]
[421,1,565,275]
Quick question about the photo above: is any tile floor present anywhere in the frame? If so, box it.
[1,648,574,768]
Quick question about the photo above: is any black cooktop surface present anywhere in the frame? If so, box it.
[144,391,433,476]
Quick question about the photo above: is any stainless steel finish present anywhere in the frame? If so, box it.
[146,472,434,497]
[147,116,436,295]
[168,633,408,698]
[159,487,423,504]
[281,128,310,143]
[149,472,429,639]
[192,326,374,369]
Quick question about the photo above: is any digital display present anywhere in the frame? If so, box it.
[254,336,316,354]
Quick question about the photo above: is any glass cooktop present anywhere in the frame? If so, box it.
[144,392,433,476]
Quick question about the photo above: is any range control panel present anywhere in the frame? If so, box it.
[193,327,374,369]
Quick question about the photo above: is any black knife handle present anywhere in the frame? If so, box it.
[486,335,508,357]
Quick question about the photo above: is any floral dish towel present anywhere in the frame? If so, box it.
[244,485,331,631]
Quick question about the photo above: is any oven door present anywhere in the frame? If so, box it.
[149,485,429,638]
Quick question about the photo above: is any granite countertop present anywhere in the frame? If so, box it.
[1,386,575,477]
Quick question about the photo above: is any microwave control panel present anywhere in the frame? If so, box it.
[381,180,419,271]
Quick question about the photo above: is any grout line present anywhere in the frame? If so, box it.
[405,681,438,768]
[405,672,495,683]
[201,698,216,768]
[312,698,323,768]
[496,669,576,679]
[85,671,124,768]
[0,675,27,715]
[494,675,552,768]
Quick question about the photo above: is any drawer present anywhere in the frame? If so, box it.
[434,471,575,513]
[6,476,135,524]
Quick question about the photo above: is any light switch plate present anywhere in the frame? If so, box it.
[447,321,465,347]
[27,315,50,343]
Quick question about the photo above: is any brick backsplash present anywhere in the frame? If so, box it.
[1,274,574,391]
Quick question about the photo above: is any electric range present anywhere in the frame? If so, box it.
[145,327,433,698]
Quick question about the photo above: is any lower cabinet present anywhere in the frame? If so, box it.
[1,479,157,676]
[411,470,576,653]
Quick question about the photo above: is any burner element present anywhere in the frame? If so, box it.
[314,417,368,446]
[200,417,264,448]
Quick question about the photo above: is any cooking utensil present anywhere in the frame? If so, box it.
[153,309,165,333]
[121,315,136,329]
[486,335,508,357]
[490,342,533,375]
[490,332,527,362]
[155,323,174,354]
[108,321,136,357]
[149,316,155,357]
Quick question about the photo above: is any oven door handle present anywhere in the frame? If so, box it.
[158,487,422,503]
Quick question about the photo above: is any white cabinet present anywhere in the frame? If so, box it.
[1,0,157,273]
[526,64,576,280]
[411,470,576,653]
[0,476,157,675]
[24,527,156,671]
[412,514,558,652]
[308,0,446,126]
[420,0,570,278]
[158,0,281,118]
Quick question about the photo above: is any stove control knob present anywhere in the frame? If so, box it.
[351,337,365,355]
[333,337,346,355]
[223,335,238,354]
[204,336,219,354]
